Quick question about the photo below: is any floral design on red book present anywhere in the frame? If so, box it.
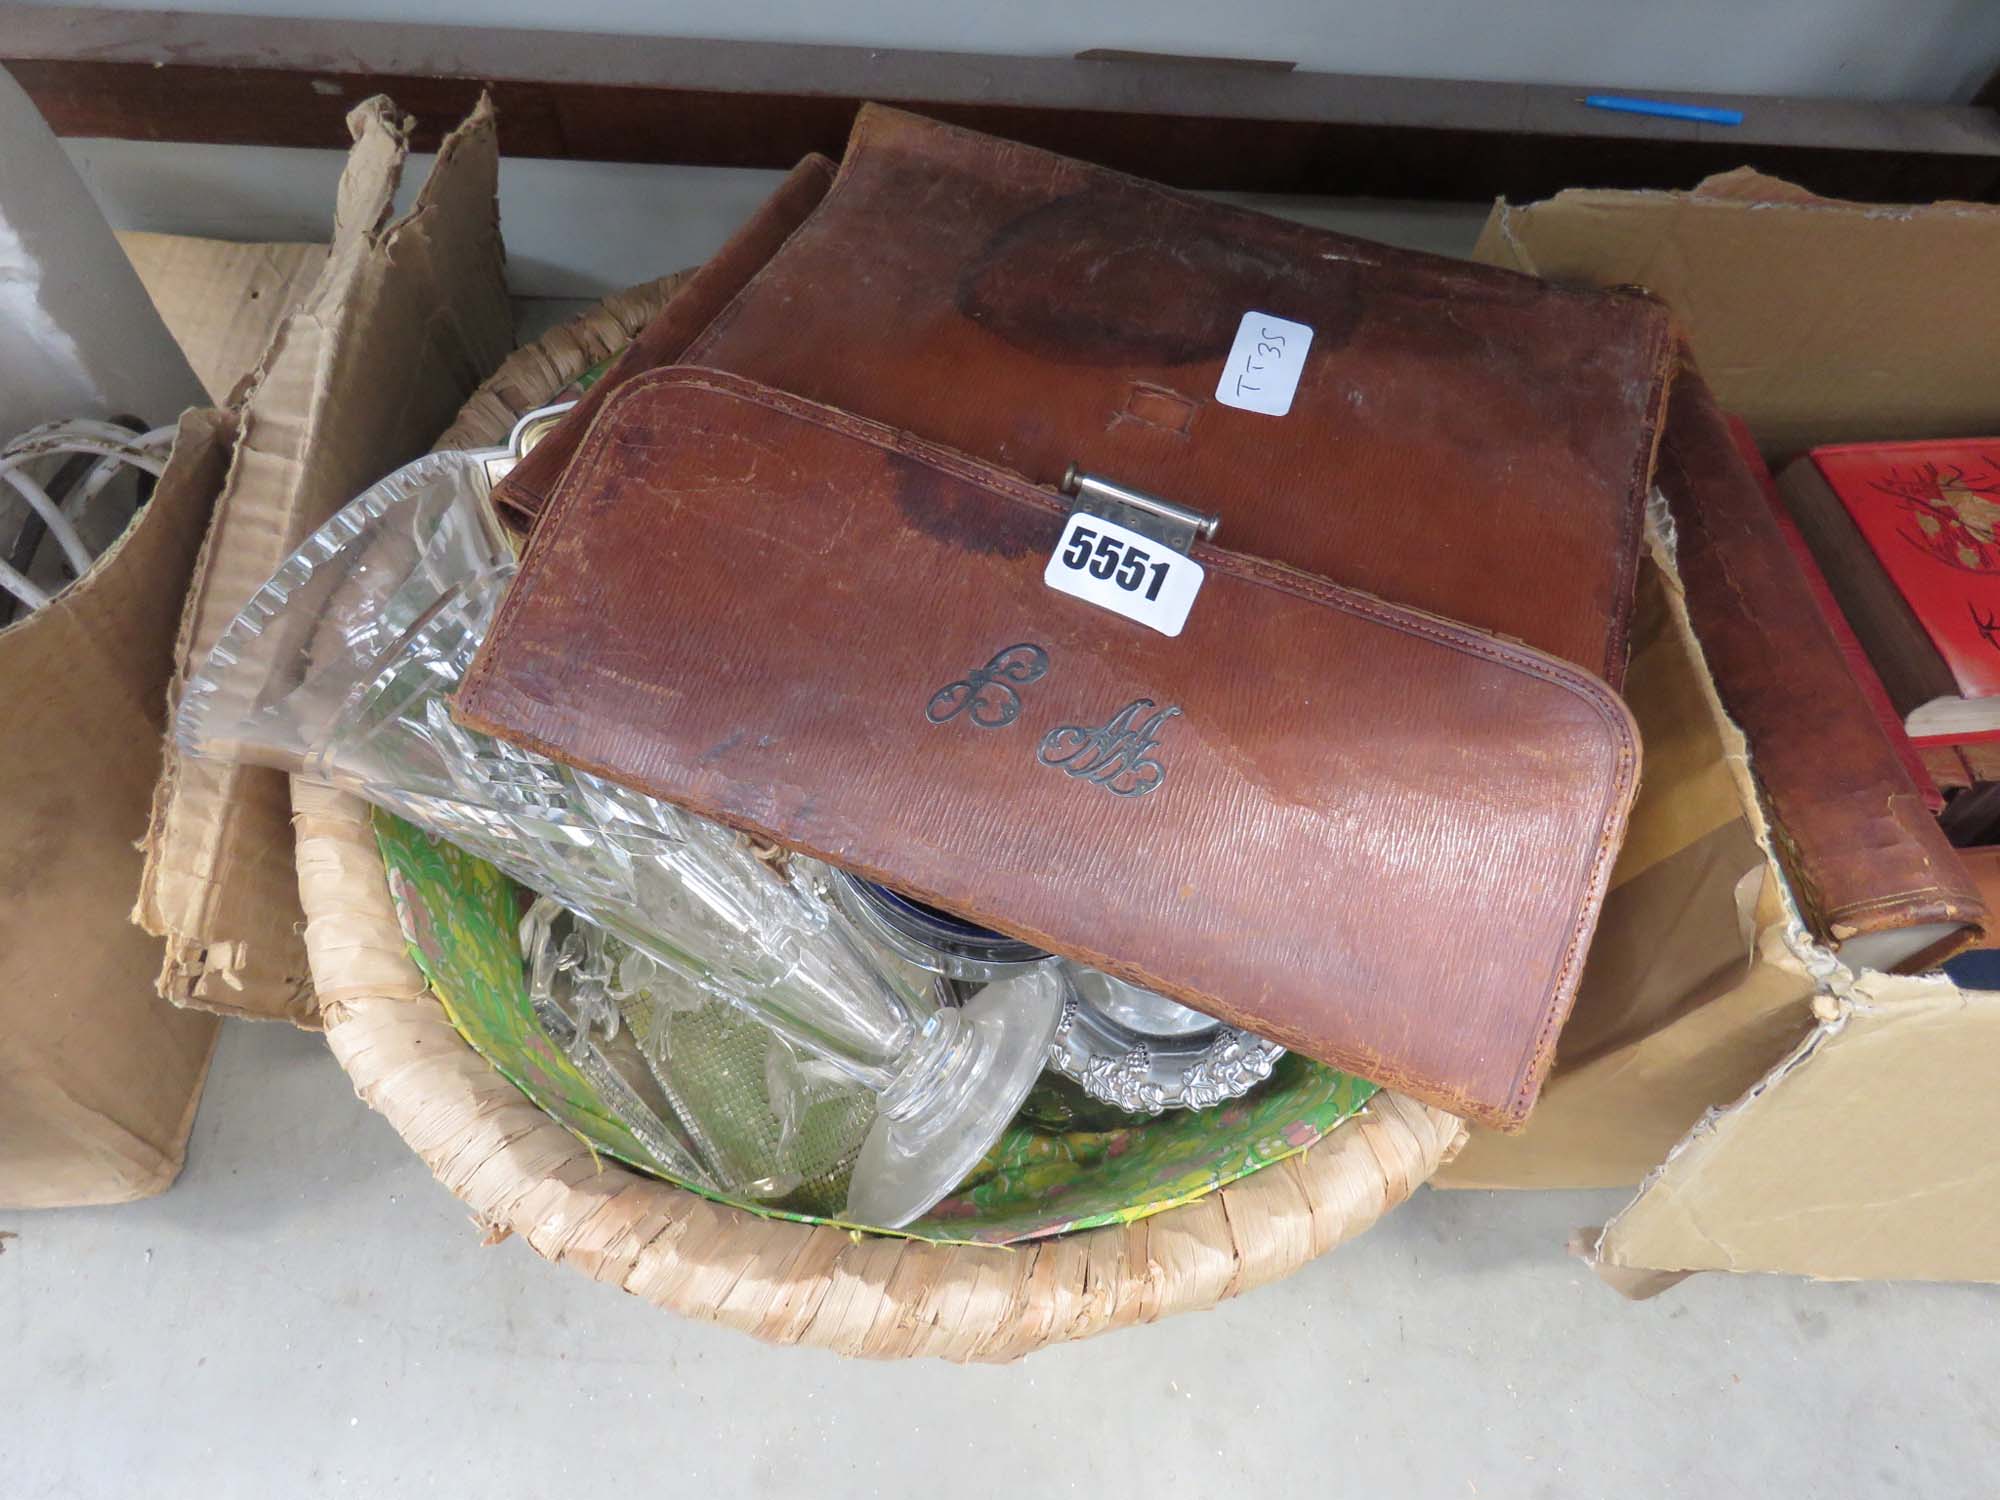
[1817,441,2000,701]
[1877,459,2000,574]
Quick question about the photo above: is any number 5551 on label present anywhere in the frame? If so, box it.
[1043,512,1205,637]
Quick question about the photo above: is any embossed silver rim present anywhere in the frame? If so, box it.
[824,875,1284,1115]
[1048,965,1285,1116]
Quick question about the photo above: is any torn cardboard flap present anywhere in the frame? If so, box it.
[133,94,514,1025]
[1593,972,2000,1284]
[1441,522,1821,1188]
[118,233,330,406]
[1,409,233,1207]
[1445,922,1820,1191]
[1476,170,2000,457]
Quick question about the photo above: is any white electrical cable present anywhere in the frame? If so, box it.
[64,451,130,518]
[0,555,51,614]
[0,464,96,575]
[60,427,176,524]
[1,439,168,477]
[0,418,176,618]
[12,418,158,448]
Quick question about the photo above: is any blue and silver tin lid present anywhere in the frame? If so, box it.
[829,872,1056,983]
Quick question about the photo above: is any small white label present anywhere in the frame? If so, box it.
[1215,311,1313,416]
[1044,512,1205,637]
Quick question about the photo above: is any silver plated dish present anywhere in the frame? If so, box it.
[1050,966,1286,1115]
[823,874,1283,1115]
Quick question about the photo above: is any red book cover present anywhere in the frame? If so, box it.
[1810,439,2000,701]
[1731,420,1945,811]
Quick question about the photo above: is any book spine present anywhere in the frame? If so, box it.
[1775,458,1961,721]
[1657,354,1984,959]
[1726,418,1943,812]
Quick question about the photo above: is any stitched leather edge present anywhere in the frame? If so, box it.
[459,366,1645,1131]
[1599,309,1680,684]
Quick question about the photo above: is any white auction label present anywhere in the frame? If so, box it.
[1214,311,1314,416]
[1043,511,1205,637]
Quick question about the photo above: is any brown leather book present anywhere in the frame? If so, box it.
[1653,353,1987,969]
[495,105,1676,687]
[458,370,1642,1129]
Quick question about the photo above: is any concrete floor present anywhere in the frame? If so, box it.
[5,1019,1996,1498]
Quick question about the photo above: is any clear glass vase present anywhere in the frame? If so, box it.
[174,444,1062,1228]
[520,895,877,1212]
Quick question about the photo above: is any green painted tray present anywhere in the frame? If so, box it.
[376,812,1377,1245]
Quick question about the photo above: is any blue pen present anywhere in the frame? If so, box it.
[1584,94,1744,127]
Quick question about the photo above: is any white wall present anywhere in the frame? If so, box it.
[30,0,2000,102]
[45,2,2000,299]
[0,74,203,437]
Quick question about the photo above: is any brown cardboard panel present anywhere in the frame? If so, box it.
[1437,528,1807,1187]
[1476,170,2000,458]
[118,232,329,405]
[1595,974,2000,1282]
[1599,553,1748,889]
[132,94,514,1024]
[1442,924,1819,1189]
[1560,829,1769,1067]
[1546,549,1773,1063]
[0,410,231,1208]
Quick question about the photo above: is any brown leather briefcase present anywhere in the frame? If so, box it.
[459,370,1642,1129]
[497,105,1677,688]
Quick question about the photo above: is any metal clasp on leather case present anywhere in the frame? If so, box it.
[482,401,580,489]
[1060,465,1219,555]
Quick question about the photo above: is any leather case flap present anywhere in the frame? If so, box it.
[457,369,1642,1128]
[490,105,1675,685]
[672,104,1675,685]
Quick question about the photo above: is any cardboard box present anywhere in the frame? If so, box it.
[133,95,513,1024]
[0,409,231,1207]
[118,232,329,406]
[1437,170,2000,1289]
[0,71,235,1208]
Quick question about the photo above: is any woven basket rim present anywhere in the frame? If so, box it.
[300,276,1466,1361]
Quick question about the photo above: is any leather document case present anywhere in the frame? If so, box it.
[494,105,1677,687]
[458,369,1643,1129]
[1653,354,1987,969]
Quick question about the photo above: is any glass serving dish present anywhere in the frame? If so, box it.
[174,433,1062,1228]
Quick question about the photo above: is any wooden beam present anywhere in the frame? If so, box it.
[7,6,2000,202]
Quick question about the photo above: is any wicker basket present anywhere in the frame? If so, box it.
[295,276,1467,1362]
